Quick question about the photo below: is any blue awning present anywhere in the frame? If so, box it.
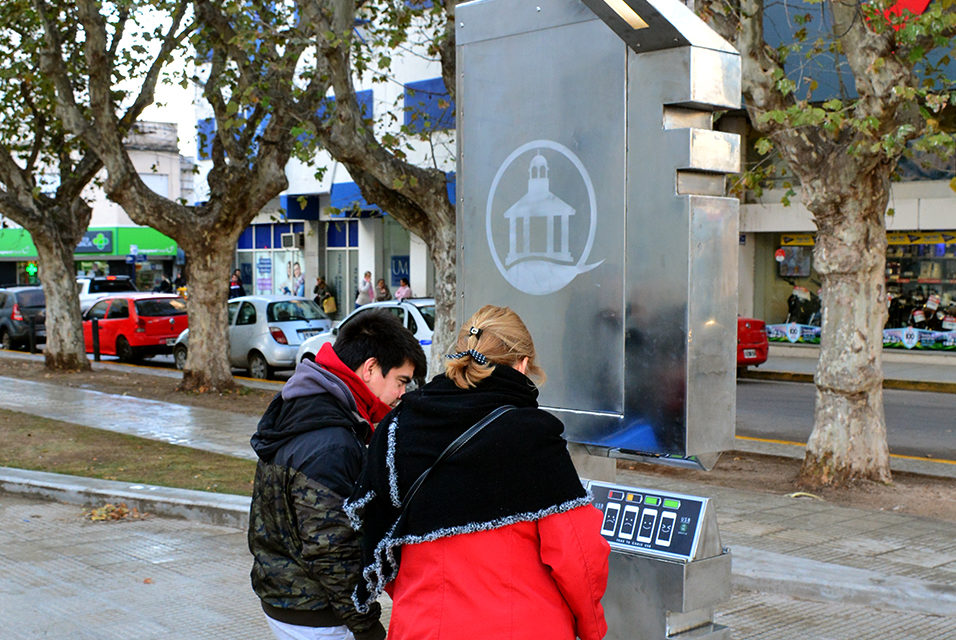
[329,181,382,215]
[328,174,456,218]
[280,194,321,220]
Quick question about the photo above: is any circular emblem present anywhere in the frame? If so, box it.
[786,322,801,343]
[902,327,918,350]
[485,140,603,296]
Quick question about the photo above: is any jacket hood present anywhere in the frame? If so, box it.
[250,359,362,461]
[282,357,356,407]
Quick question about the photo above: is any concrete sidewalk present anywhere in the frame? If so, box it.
[2,463,954,639]
[1,353,954,638]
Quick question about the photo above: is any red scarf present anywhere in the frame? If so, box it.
[314,342,391,427]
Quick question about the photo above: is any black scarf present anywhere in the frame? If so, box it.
[346,366,590,612]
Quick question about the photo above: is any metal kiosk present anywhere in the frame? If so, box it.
[456,0,740,638]
[589,480,730,639]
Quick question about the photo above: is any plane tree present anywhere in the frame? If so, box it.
[698,0,956,486]
[35,0,341,391]
[0,1,187,370]
[299,0,459,372]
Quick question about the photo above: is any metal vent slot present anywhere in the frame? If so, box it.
[663,106,712,130]
[677,171,726,196]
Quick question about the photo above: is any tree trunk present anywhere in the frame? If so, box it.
[426,220,457,377]
[32,223,90,371]
[799,169,892,487]
[176,239,236,393]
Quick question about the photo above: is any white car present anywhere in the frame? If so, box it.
[76,275,138,311]
[295,298,435,364]
[173,295,332,379]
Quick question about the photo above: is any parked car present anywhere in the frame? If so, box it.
[173,295,332,379]
[296,298,435,365]
[737,316,769,370]
[82,293,188,361]
[77,275,137,311]
[0,286,46,350]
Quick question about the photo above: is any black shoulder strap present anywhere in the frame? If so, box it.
[401,405,516,511]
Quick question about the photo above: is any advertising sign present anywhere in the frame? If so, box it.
[75,230,114,254]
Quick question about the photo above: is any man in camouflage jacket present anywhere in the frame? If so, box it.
[249,311,426,640]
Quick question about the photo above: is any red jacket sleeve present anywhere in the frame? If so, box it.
[538,505,610,640]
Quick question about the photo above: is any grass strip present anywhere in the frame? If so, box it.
[0,408,256,496]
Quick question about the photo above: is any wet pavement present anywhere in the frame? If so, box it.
[1,350,954,638]
[0,376,259,460]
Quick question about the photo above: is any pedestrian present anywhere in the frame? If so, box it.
[348,305,610,640]
[154,276,173,293]
[374,278,391,302]
[229,269,246,299]
[249,310,427,640]
[393,277,412,301]
[355,271,374,308]
[314,276,337,315]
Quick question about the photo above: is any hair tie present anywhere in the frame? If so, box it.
[444,349,488,365]
[469,326,482,340]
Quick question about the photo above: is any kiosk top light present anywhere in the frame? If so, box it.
[603,0,649,29]
[580,0,737,53]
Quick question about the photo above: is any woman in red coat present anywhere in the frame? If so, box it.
[348,305,609,640]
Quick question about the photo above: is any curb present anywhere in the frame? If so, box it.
[731,439,956,479]
[731,545,956,618]
[4,466,954,618]
[0,467,250,530]
[739,369,956,394]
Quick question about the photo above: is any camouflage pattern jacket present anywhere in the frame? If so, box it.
[248,360,385,640]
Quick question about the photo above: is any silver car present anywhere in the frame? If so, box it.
[295,298,435,364]
[173,295,331,379]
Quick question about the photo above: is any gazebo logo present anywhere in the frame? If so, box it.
[486,140,602,295]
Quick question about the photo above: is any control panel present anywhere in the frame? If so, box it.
[587,480,708,562]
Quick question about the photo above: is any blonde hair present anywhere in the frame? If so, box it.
[444,305,545,389]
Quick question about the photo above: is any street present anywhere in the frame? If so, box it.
[737,378,956,460]
[27,352,956,463]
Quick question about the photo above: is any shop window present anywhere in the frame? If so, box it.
[255,225,272,249]
[326,220,357,248]
[777,246,811,278]
[272,223,291,247]
[238,227,254,250]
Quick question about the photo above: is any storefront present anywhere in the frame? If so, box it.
[235,222,307,296]
[757,230,956,351]
[0,226,180,290]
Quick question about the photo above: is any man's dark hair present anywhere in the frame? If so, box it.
[334,309,426,379]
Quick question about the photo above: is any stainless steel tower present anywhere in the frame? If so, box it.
[456,0,741,468]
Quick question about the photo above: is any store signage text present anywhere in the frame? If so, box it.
[76,230,114,254]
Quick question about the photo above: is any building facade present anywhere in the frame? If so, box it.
[0,122,190,289]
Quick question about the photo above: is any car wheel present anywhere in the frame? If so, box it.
[173,345,188,370]
[248,351,272,380]
[0,329,11,351]
[116,336,138,362]
[300,352,315,363]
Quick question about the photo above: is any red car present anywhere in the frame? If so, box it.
[82,293,188,361]
[737,316,768,369]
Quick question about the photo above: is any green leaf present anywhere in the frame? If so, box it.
[754,137,774,155]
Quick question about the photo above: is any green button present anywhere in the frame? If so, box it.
[644,496,660,506]
[663,498,680,509]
